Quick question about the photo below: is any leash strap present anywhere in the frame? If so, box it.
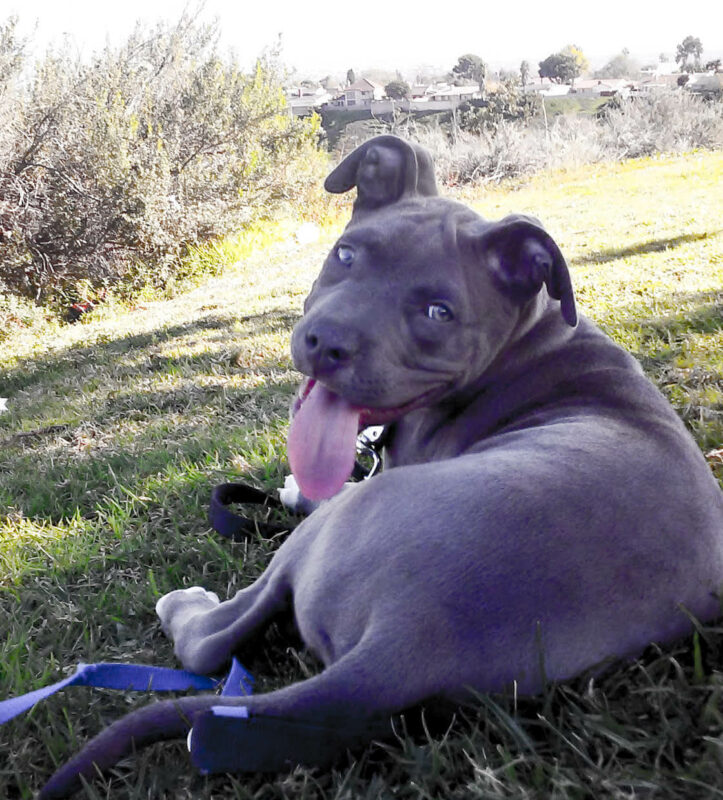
[0,658,336,776]
[0,659,252,725]
[219,657,255,697]
[210,427,388,542]
[208,482,288,541]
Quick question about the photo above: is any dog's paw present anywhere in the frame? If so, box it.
[278,475,320,515]
[156,587,220,637]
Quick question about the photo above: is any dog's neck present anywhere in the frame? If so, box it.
[384,297,637,467]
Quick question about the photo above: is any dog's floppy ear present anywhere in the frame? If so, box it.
[460,214,577,327]
[324,135,438,213]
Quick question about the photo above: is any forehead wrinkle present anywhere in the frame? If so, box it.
[341,226,385,261]
[344,213,446,264]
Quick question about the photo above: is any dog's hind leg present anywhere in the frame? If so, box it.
[38,638,422,800]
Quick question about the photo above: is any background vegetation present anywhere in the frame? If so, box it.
[0,14,325,307]
[1,14,721,316]
[358,89,723,187]
[1,149,722,799]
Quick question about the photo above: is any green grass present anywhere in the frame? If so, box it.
[543,95,608,117]
[1,150,722,799]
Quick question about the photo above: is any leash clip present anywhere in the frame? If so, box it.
[354,426,386,480]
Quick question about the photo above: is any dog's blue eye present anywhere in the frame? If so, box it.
[336,245,355,266]
[427,303,453,322]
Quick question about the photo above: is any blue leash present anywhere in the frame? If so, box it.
[0,663,220,724]
[0,658,255,774]
[3,457,391,777]
[2,657,355,775]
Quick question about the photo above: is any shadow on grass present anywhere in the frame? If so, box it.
[2,290,720,527]
[0,308,301,397]
[608,290,723,471]
[571,230,721,267]
[0,306,305,526]
[1,390,298,518]
[613,289,723,359]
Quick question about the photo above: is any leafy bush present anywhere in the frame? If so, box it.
[0,14,325,303]
[456,80,542,133]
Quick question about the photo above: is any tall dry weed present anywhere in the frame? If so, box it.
[410,91,722,186]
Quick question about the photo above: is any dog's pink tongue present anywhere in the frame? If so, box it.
[287,383,360,501]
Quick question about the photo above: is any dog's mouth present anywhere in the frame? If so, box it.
[287,378,436,502]
[290,378,432,424]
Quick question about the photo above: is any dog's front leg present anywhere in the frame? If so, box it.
[156,586,220,641]
[155,575,288,675]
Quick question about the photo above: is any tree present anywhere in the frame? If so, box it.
[597,50,641,79]
[452,53,487,93]
[562,44,589,75]
[675,36,703,72]
[346,68,356,86]
[706,59,722,72]
[457,79,541,133]
[384,79,410,100]
[0,16,26,98]
[538,52,580,84]
[538,45,588,85]
[520,60,530,86]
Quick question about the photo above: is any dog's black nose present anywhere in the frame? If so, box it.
[304,324,356,376]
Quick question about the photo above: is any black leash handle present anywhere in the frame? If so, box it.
[209,482,288,541]
[210,427,388,541]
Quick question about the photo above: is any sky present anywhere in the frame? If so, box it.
[7,0,723,79]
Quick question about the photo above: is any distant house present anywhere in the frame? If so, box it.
[570,79,632,97]
[523,78,570,97]
[428,84,480,102]
[638,73,684,93]
[328,78,385,108]
[410,84,433,99]
[285,86,332,116]
[688,72,723,95]
[640,61,677,77]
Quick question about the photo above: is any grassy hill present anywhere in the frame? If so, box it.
[1,150,722,798]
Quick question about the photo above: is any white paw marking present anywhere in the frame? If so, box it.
[278,475,303,510]
[155,586,220,623]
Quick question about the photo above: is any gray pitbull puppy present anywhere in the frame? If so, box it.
[40,136,723,798]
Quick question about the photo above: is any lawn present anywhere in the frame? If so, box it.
[1,150,722,798]
[543,95,608,117]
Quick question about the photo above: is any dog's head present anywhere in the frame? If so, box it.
[288,137,577,499]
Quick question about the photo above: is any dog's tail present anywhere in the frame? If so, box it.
[39,693,231,799]
[38,653,399,799]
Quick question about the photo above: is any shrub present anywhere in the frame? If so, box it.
[0,14,325,303]
[401,90,722,186]
[456,81,542,133]
[599,90,723,158]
